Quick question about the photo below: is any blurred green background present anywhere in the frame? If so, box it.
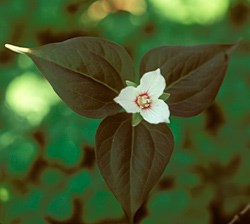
[0,0,250,223]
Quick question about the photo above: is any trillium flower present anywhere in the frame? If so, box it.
[114,68,170,125]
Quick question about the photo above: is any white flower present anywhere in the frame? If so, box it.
[114,68,170,124]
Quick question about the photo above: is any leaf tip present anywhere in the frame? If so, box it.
[4,44,30,54]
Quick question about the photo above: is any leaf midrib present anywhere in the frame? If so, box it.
[139,122,156,200]
[168,60,226,106]
[130,118,135,217]
[75,48,124,91]
[28,51,120,94]
[165,50,227,91]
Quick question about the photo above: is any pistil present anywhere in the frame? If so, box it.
[135,93,151,109]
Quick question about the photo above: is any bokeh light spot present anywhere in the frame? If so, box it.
[5,72,60,125]
[150,0,229,24]
[0,132,16,149]
[0,187,9,202]
[87,0,146,22]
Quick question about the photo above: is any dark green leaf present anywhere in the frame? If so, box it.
[95,113,174,222]
[132,113,142,127]
[159,92,171,101]
[126,80,137,87]
[6,37,135,118]
[140,44,237,117]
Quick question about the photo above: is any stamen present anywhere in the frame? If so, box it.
[135,93,151,109]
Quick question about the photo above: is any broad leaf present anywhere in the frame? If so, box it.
[140,44,236,117]
[95,113,174,222]
[6,37,135,118]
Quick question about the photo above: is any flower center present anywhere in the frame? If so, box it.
[135,93,151,109]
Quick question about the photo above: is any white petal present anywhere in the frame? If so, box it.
[114,86,140,113]
[140,99,170,124]
[137,68,166,98]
